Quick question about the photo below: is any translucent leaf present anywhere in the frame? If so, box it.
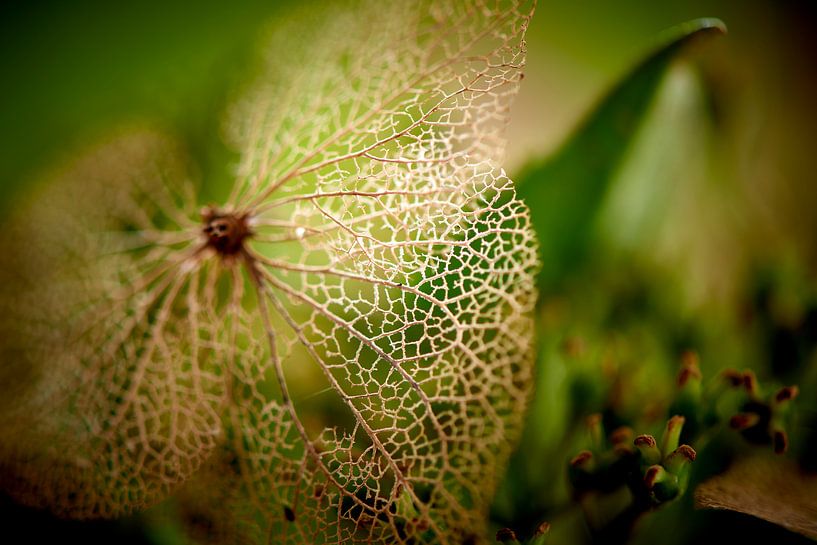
[0,133,226,517]
[0,1,539,543]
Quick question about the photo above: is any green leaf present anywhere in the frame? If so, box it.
[516,18,726,290]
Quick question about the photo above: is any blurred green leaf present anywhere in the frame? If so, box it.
[517,18,726,290]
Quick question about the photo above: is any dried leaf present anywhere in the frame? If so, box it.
[0,1,538,544]
[0,133,224,517]
[695,456,817,540]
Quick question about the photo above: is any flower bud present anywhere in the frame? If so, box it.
[568,450,596,491]
[634,435,661,466]
[587,413,604,451]
[677,351,702,390]
[743,370,759,397]
[660,416,685,457]
[721,369,744,388]
[664,445,696,476]
[570,450,594,469]
[495,528,520,544]
[644,465,680,503]
[529,521,551,545]
[610,426,634,446]
[774,385,798,405]
[773,428,789,454]
[729,412,761,430]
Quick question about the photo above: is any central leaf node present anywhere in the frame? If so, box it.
[201,207,252,256]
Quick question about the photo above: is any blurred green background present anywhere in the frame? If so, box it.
[1,1,816,544]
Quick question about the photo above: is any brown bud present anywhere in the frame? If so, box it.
[586,413,603,449]
[610,426,634,445]
[570,450,593,468]
[665,445,696,476]
[743,370,759,396]
[721,369,744,387]
[613,443,635,457]
[561,336,586,358]
[533,521,551,537]
[495,528,519,543]
[773,429,789,454]
[678,367,701,388]
[678,351,702,387]
[634,435,661,465]
[729,412,760,430]
[775,385,799,403]
[680,350,700,368]
[586,413,602,427]
[674,444,697,462]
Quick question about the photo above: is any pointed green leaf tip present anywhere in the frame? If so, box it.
[516,18,726,291]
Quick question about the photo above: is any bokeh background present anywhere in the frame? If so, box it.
[1,1,816,543]
[3,0,817,298]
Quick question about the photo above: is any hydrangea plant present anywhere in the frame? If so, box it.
[0,2,539,543]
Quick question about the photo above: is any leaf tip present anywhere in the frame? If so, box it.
[688,17,728,36]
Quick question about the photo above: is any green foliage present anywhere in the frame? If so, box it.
[516,18,725,291]
[492,19,727,536]
[0,0,295,211]
[491,17,817,545]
